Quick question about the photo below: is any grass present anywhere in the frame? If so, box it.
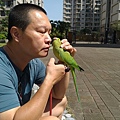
[0,43,6,47]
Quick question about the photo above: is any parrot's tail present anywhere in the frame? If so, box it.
[71,67,80,102]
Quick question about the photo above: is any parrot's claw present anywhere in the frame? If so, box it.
[65,67,70,72]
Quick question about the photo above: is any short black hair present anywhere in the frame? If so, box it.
[7,3,47,41]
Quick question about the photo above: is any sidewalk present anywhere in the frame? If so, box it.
[41,43,120,120]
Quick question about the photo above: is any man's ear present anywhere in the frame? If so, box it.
[10,26,21,42]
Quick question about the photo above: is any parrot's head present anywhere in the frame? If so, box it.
[52,38,61,47]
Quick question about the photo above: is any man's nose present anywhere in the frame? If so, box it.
[45,34,52,43]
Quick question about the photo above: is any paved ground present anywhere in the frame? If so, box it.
[41,43,120,120]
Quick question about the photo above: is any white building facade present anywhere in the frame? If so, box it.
[0,0,44,20]
[100,0,120,33]
[12,0,43,7]
[63,0,101,32]
[100,0,120,43]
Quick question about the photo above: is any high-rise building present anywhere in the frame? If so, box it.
[12,0,43,7]
[0,0,44,21]
[63,0,101,32]
[100,0,120,43]
[100,0,120,33]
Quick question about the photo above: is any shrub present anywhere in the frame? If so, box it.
[0,33,6,43]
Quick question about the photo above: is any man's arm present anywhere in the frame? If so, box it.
[0,107,20,120]
[0,79,53,120]
[0,58,65,120]
[52,72,70,99]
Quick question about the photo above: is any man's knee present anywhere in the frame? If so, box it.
[43,96,68,118]
[54,96,68,119]
[61,96,68,109]
[57,96,68,117]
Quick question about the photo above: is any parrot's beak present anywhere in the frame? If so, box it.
[51,37,58,44]
[53,37,58,41]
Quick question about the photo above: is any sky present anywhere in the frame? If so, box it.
[43,0,63,21]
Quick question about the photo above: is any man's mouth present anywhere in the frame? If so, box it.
[42,47,50,51]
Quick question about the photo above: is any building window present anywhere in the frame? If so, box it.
[66,0,71,3]
[78,0,81,3]
[6,1,11,7]
[1,11,5,16]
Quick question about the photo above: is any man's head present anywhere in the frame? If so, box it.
[7,3,52,58]
[8,3,47,41]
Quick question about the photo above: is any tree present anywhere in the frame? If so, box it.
[50,20,70,39]
[111,21,120,31]
[111,21,120,43]
[0,0,8,40]
[0,0,5,10]
[80,28,91,34]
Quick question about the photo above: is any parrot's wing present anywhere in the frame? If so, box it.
[58,48,83,71]
[53,47,64,62]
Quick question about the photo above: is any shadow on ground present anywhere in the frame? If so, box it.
[72,43,120,48]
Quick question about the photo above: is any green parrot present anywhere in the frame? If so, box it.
[52,38,84,102]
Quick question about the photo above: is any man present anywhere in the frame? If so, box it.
[0,4,76,120]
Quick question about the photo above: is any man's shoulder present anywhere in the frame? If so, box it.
[0,47,17,79]
[0,48,11,68]
[30,58,45,66]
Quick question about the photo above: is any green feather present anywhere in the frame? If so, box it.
[70,67,80,102]
[52,38,84,102]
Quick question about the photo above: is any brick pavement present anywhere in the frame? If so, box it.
[41,43,120,120]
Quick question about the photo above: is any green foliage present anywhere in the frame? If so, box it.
[0,0,8,40]
[111,21,120,31]
[0,43,6,46]
[0,0,4,9]
[50,20,71,39]
[0,33,6,39]
[1,16,8,28]
[80,28,91,34]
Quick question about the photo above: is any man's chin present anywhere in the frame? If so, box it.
[39,52,48,58]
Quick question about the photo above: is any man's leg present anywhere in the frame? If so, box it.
[42,96,67,119]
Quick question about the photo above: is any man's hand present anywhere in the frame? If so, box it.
[60,39,77,57]
[45,58,66,85]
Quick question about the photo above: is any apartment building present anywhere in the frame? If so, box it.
[12,0,44,6]
[0,0,43,21]
[100,0,120,43]
[100,0,120,32]
[63,0,101,32]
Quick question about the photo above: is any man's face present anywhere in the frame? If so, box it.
[18,10,52,58]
